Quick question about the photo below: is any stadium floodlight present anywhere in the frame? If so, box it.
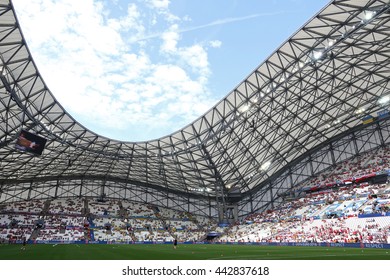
[379,95,390,105]
[260,161,271,171]
[0,65,7,77]
[312,49,324,61]
[364,10,376,21]
[355,107,366,115]
[240,104,250,113]
[326,39,336,48]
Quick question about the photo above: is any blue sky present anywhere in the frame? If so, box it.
[12,0,329,142]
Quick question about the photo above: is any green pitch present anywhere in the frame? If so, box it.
[0,244,389,260]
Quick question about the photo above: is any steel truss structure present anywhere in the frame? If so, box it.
[1,0,390,220]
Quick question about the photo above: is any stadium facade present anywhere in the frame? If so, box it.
[1,0,390,222]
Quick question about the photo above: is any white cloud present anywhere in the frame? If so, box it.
[160,25,180,53]
[210,40,222,48]
[12,0,222,140]
[178,44,210,77]
[147,0,170,10]
[114,3,145,34]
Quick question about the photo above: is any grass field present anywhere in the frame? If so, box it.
[1,244,390,260]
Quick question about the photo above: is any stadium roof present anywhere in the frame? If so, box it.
[1,0,390,203]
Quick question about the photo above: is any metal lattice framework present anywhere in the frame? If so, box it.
[1,0,390,218]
